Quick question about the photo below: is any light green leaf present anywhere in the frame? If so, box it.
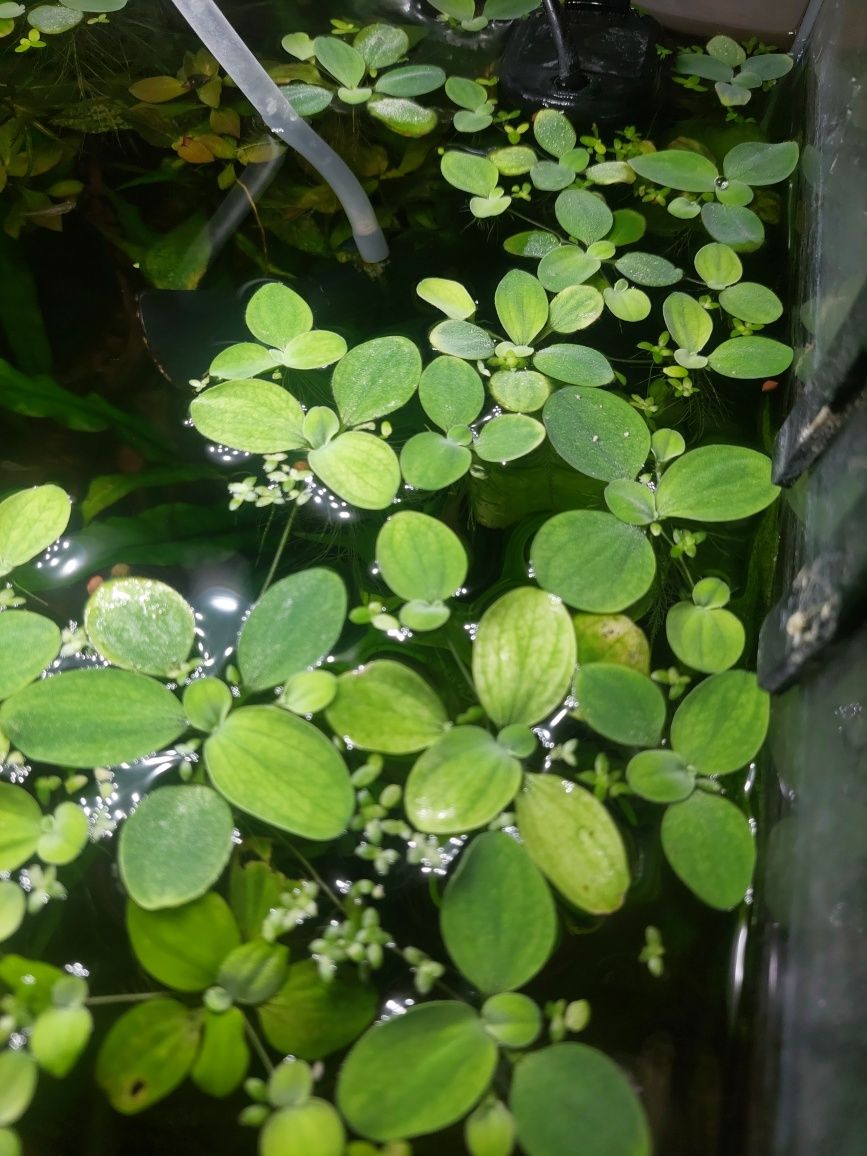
[628,149,718,192]
[238,568,346,692]
[405,727,521,834]
[743,53,793,81]
[532,511,655,612]
[655,445,779,521]
[586,160,635,185]
[472,587,576,727]
[706,34,746,66]
[494,270,549,346]
[417,278,476,321]
[481,992,541,1048]
[0,668,187,768]
[27,5,82,33]
[50,0,127,10]
[376,511,467,603]
[666,602,745,673]
[466,1098,516,1156]
[209,343,278,380]
[325,660,447,753]
[0,1051,36,1127]
[35,801,88,866]
[668,196,702,220]
[626,750,695,803]
[516,775,629,913]
[367,97,438,137]
[190,379,305,453]
[530,161,576,191]
[475,414,545,463]
[0,883,25,943]
[573,663,665,746]
[0,611,60,700]
[95,998,201,1114]
[190,1006,249,1098]
[126,892,239,991]
[337,1002,497,1141]
[510,1043,651,1156]
[708,335,793,378]
[723,140,799,186]
[661,792,755,909]
[603,478,657,525]
[400,431,472,490]
[607,208,647,245]
[308,432,401,510]
[554,189,613,245]
[260,1100,345,1156]
[217,939,288,1005]
[279,669,338,715]
[573,613,650,673]
[119,785,234,910]
[694,242,743,290]
[332,336,421,426]
[504,230,560,259]
[314,35,366,88]
[282,330,348,371]
[441,832,555,993]
[663,292,713,353]
[245,282,312,348]
[671,669,769,774]
[430,320,496,360]
[489,370,551,413]
[418,356,485,428]
[700,203,764,251]
[651,428,686,463]
[353,22,409,69]
[441,151,499,196]
[718,282,783,325]
[714,178,754,206]
[281,83,334,117]
[532,108,577,158]
[603,282,651,322]
[537,245,600,293]
[374,63,446,97]
[30,1005,93,1078]
[445,75,488,111]
[489,146,537,176]
[0,784,41,872]
[258,960,377,1060]
[84,577,195,677]
[547,285,604,333]
[614,252,682,287]
[0,485,71,577]
[205,707,353,838]
[532,344,613,387]
[543,387,651,481]
[674,51,733,82]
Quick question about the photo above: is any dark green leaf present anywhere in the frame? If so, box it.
[258,960,377,1059]
[126,892,240,991]
[95,999,201,1114]
[670,669,769,774]
[543,388,651,481]
[573,664,666,747]
[661,792,755,909]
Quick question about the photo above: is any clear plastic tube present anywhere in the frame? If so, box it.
[170,0,390,263]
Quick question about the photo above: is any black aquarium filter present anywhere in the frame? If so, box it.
[499,0,661,125]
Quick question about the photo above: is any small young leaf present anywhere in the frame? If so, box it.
[0,1050,37,1127]
[190,1006,249,1098]
[30,1005,93,1078]
[663,292,713,353]
[670,669,769,775]
[0,784,41,872]
[543,387,651,481]
[661,792,755,910]
[626,750,695,803]
[489,146,537,176]
[217,940,289,1005]
[417,278,476,321]
[481,992,541,1048]
[36,801,88,866]
[694,243,743,290]
[400,431,472,490]
[325,660,447,754]
[445,74,488,110]
[603,479,657,526]
[260,1100,345,1156]
[376,511,467,603]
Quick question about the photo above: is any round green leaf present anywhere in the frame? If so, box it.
[441,151,499,197]
[489,146,537,177]
[573,613,650,673]
[626,750,695,803]
[707,34,745,65]
[466,1098,516,1156]
[494,270,548,346]
[279,669,337,714]
[36,801,87,866]
[475,414,545,463]
[547,285,604,333]
[0,1051,37,1127]
[28,6,82,33]
[510,1043,651,1156]
[708,336,793,378]
[489,370,552,413]
[183,677,232,732]
[628,148,718,191]
[663,292,713,353]
[554,189,613,245]
[533,109,576,158]
[332,336,421,427]
[367,96,438,137]
[0,668,187,768]
[190,380,305,453]
[217,939,288,1005]
[661,792,755,910]
[337,1001,497,1142]
[308,431,401,510]
[84,577,195,677]
[532,511,655,612]
[532,344,613,388]
[314,35,366,89]
[586,160,635,185]
[261,1100,345,1156]
[0,485,71,577]
[418,356,485,429]
[95,998,201,1115]
[504,230,560,259]
[281,83,334,117]
[694,243,743,290]
[0,611,60,700]
[119,785,234,910]
[744,52,793,81]
[718,282,784,324]
[417,278,476,321]
[671,669,769,775]
[208,342,277,380]
[441,831,556,993]
[666,602,745,673]
[30,1005,93,1078]
[530,160,576,191]
[607,208,646,245]
[190,1006,249,1098]
[205,706,353,838]
[537,245,600,292]
[604,478,657,525]
[400,431,472,490]
[700,203,764,251]
[543,387,651,481]
[0,883,25,943]
[446,75,488,111]
[603,283,651,322]
[374,63,446,97]
[655,445,779,521]
[516,775,629,914]
[126,892,240,991]
[245,282,312,348]
[430,320,496,360]
[454,109,494,132]
[481,992,541,1048]
[723,140,799,186]
[0,784,41,872]
[573,664,666,747]
[405,727,522,834]
[353,22,409,69]
[238,568,346,692]
[614,252,683,287]
[282,330,348,371]
[472,588,576,728]
[399,600,450,632]
[258,960,377,1060]
[376,512,467,604]
[325,660,447,754]
[668,196,702,220]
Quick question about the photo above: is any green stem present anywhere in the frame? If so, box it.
[244,1016,274,1075]
[258,503,299,597]
[86,991,163,1006]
